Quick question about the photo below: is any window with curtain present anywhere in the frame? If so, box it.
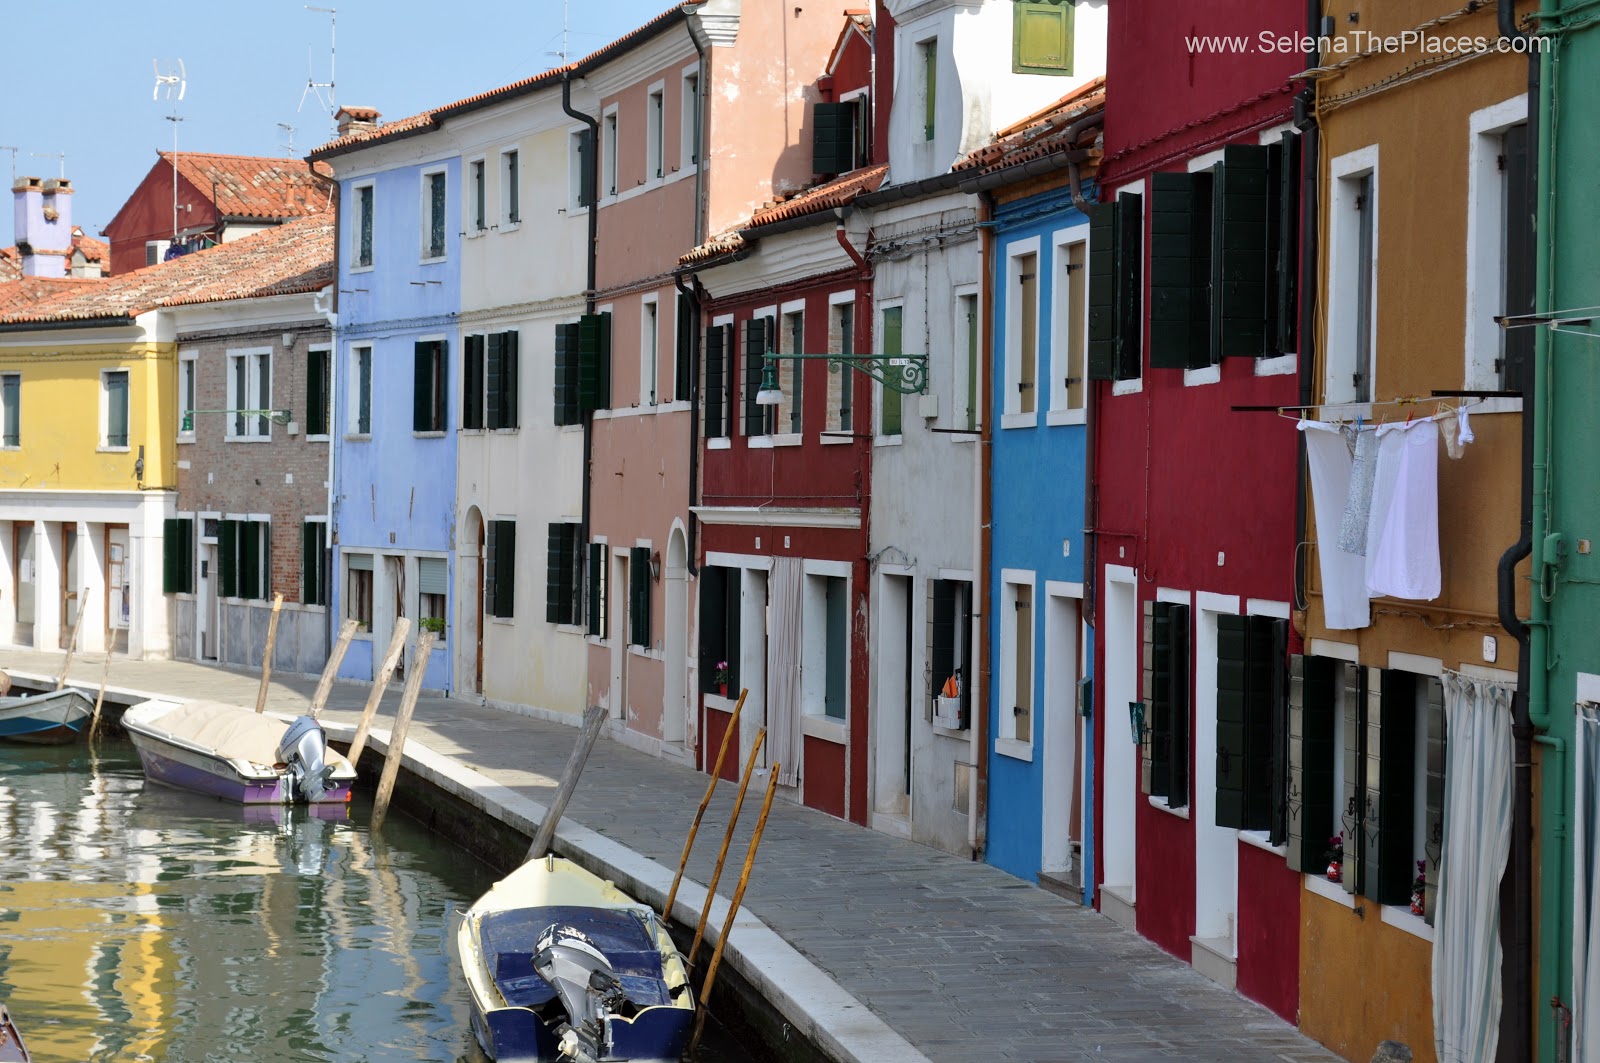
[418,556,448,639]
[102,369,129,448]
[347,553,374,628]
[306,348,331,437]
[356,184,374,267]
[425,171,447,259]
[1,373,19,447]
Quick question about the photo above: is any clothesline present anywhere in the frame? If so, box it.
[1275,396,1485,428]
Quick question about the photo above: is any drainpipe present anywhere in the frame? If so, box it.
[1294,0,1322,623]
[563,74,600,584]
[315,282,338,662]
[682,20,710,576]
[971,189,996,861]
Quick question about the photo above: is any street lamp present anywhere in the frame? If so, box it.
[752,350,929,406]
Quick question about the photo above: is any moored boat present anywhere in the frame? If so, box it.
[456,855,695,1063]
[0,687,94,745]
[122,698,355,806]
[0,1004,29,1063]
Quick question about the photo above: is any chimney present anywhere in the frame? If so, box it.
[12,176,73,278]
[334,106,382,138]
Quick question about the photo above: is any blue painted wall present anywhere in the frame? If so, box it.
[985,184,1094,882]
[330,156,461,692]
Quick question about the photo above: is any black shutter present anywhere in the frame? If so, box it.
[698,566,727,693]
[1423,676,1446,923]
[302,521,321,606]
[1115,193,1144,381]
[240,521,261,600]
[812,101,855,175]
[546,523,566,624]
[501,330,519,429]
[306,349,328,436]
[1149,171,1212,370]
[554,322,580,426]
[931,580,956,699]
[1217,615,1284,830]
[494,520,516,619]
[578,129,595,208]
[1087,202,1118,381]
[588,542,604,637]
[1371,670,1420,905]
[579,312,611,412]
[742,317,768,436]
[724,569,741,690]
[1216,614,1250,827]
[675,292,694,403]
[1167,603,1190,805]
[414,342,432,431]
[1146,601,1189,804]
[485,522,499,616]
[218,519,237,598]
[1342,664,1365,894]
[162,517,194,594]
[1264,618,1290,845]
[1287,655,1340,872]
[1213,145,1271,358]
[1502,122,1534,392]
[1270,131,1301,356]
[630,546,651,647]
[465,334,485,430]
[482,333,500,430]
[704,324,726,437]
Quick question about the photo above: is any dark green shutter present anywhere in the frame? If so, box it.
[546,523,565,623]
[485,522,499,616]
[1116,193,1144,380]
[812,102,855,174]
[630,546,651,647]
[1147,602,1189,805]
[1013,0,1074,75]
[578,312,611,413]
[698,566,726,693]
[481,333,499,430]
[1087,202,1117,381]
[588,542,604,637]
[742,317,769,436]
[675,293,694,403]
[240,521,261,600]
[306,349,328,436]
[465,334,485,430]
[1342,665,1365,894]
[704,324,726,437]
[413,342,432,431]
[1214,145,1271,358]
[578,129,595,209]
[1288,655,1340,873]
[1269,133,1301,357]
[1368,670,1419,906]
[1423,676,1446,924]
[881,307,903,435]
[500,330,519,429]
[218,520,237,598]
[554,322,580,426]
[302,521,324,606]
[162,518,189,594]
[1216,614,1249,826]
[1149,171,1212,370]
[1217,615,1284,830]
[494,520,516,619]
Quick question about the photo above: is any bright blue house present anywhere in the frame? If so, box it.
[309,113,460,692]
[982,98,1104,895]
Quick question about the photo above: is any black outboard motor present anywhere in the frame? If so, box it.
[533,924,626,1063]
[276,716,334,801]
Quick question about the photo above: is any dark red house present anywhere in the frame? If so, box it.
[1088,0,1311,1022]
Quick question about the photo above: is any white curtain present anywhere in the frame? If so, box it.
[1298,419,1371,629]
[1433,671,1513,1063]
[766,558,803,787]
[1573,704,1600,1060]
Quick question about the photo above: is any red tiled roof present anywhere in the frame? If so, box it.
[310,3,690,158]
[336,105,381,121]
[680,164,888,265]
[955,78,1106,178]
[0,213,333,325]
[157,152,335,220]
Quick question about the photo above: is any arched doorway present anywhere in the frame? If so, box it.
[663,525,689,745]
[461,507,485,696]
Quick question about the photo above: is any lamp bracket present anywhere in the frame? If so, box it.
[763,352,929,394]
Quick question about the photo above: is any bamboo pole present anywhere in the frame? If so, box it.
[370,628,435,833]
[308,619,360,719]
[688,764,781,1055]
[688,726,766,966]
[345,617,411,770]
[253,594,284,714]
[55,587,89,690]
[525,704,608,863]
[663,689,747,923]
[88,649,113,743]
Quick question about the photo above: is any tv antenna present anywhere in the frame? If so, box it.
[0,147,18,183]
[547,0,571,63]
[299,6,337,135]
[277,123,296,157]
[153,59,187,244]
[30,152,66,179]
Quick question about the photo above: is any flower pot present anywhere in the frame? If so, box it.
[718,683,728,697]
[1326,860,1342,883]
[1411,890,1426,916]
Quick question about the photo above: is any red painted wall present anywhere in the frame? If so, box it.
[802,735,846,819]
[702,703,738,782]
[102,166,218,276]
[1135,793,1197,960]
[1237,841,1301,1021]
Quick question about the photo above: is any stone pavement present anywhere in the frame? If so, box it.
[2,647,1345,1063]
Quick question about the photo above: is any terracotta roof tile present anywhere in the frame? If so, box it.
[0,229,112,281]
[680,164,888,265]
[954,79,1106,178]
[155,152,336,220]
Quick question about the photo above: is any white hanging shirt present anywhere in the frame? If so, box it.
[1365,419,1441,601]
[1299,419,1371,629]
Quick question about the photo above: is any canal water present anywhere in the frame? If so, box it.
[0,740,757,1062]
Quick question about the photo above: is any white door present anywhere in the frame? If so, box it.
[1041,592,1081,876]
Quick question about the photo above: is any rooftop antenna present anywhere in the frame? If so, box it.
[299,6,336,136]
[277,122,296,157]
[153,59,187,244]
[29,152,66,179]
[0,147,18,184]
[546,0,570,63]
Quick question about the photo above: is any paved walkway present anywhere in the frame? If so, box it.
[3,648,1344,1063]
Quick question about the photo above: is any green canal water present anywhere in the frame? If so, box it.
[0,740,757,1063]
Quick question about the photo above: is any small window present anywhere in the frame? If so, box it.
[682,71,702,167]
[177,356,196,439]
[465,332,520,430]
[413,340,447,432]
[545,522,580,625]
[1002,579,1035,744]
[803,572,849,720]
[919,39,938,143]
[1005,252,1039,418]
[351,345,373,435]
[162,517,195,595]
[603,110,619,197]
[424,171,447,259]
[673,292,693,404]
[102,369,130,448]
[781,308,804,434]
[302,520,328,606]
[306,348,331,437]
[502,149,521,225]
[225,348,271,438]
[1013,0,1075,76]
[812,97,868,176]
[1143,600,1190,807]
[1,372,18,447]
[698,565,741,694]
[703,321,733,439]
[742,316,774,438]
[418,556,448,640]
[355,185,374,267]
[828,300,855,433]
[629,545,652,648]
[648,88,665,180]
[219,519,271,601]
[471,159,487,231]
[930,578,973,729]
[642,298,659,406]
[1087,192,1144,383]
[346,553,374,630]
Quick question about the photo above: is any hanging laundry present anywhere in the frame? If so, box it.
[1338,425,1379,554]
[1365,419,1441,601]
[1441,403,1476,459]
[1300,419,1372,629]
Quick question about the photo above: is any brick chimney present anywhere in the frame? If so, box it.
[12,176,73,278]
[334,106,382,138]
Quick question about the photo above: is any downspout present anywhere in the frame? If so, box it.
[1294,2,1321,625]
[1493,2,1541,1057]
[563,74,600,577]
[683,21,710,576]
[315,282,338,662]
[972,189,996,860]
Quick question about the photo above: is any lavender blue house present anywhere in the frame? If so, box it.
[308,107,459,691]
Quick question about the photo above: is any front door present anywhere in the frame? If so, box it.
[59,524,78,649]
[475,523,485,692]
[13,523,35,647]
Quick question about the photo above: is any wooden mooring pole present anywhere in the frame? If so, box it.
[688,726,766,967]
[345,618,411,770]
[309,619,360,719]
[253,594,284,714]
[663,688,747,923]
[525,705,608,863]
[55,587,89,690]
[88,649,113,743]
[688,764,781,1055]
[369,628,435,833]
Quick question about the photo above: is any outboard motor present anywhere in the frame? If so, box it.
[276,716,334,801]
[533,924,625,1063]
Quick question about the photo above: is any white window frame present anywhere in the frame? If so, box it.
[1465,95,1530,391]
[177,349,197,443]
[950,286,980,436]
[680,64,702,172]
[468,156,488,233]
[777,298,806,441]
[351,181,375,270]
[801,558,852,742]
[99,368,132,453]
[707,312,735,447]
[918,36,939,145]
[0,370,19,450]
[501,146,521,228]
[1109,179,1147,397]
[420,166,448,263]
[1049,223,1090,425]
[641,293,660,407]
[305,344,333,442]
[602,104,620,199]
[225,346,273,442]
[1003,236,1042,428]
[997,569,1036,760]
[1325,146,1380,405]
[747,303,778,441]
[873,298,905,446]
[839,87,870,173]
[348,343,373,439]
[823,291,857,443]
[646,80,667,182]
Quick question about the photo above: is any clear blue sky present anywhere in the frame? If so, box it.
[3,0,677,237]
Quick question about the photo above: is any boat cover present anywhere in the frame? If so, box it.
[481,906,671,1009]
[139,701,291,766]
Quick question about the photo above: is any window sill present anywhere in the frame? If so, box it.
[585,634,609,646]
[1303,872,1356,909]
[1147,794,1190,819]
[350,630,374,641]
[556,623,586,636]
[748,432,801,448]
[98,446,131,453]
[1381,904,1434,942]
[305,434,331,443]
[873,434,903,447]
[707,437,731,450]
[413,430,447,439]
[994,737,1033,762]
[1111,377,1143,397]
[704,692,738,713]
[467,229,488,240]
[931,722,969,739]
[1256,353,1298,377]
[419,255,448,266]
[801,713,846,744]
[489,616,516,626]
[502,221,521,233]
[1000,412,1037,430]
[1238,830,1287,857]
[628,644,663,661]
[345,433,372,442]
[945,431,979,443]
[1045,409,1085,427]
[1183,364,1221,387]
[460,428,486,436]
[176,436,195,445]
[224,436,273,444]
[820,433,855,446]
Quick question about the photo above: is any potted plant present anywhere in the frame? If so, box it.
[1325,834,1344,883]
[1411,860,1427,916]
[713,661,731,697]
[420,616,446,635]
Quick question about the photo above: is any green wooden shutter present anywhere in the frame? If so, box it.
[546,523,565,624]
[1261,617,1290,844]
[704,324,725,437]
[1423,675,1445,924]
[1087,202,1118,381]
[588,542,604,637]
[812,102,856,174]
[240,521,261,601]
[306,349,328,436]
[698,566,726,693]
[1273,132,1302,356]
[922,40,937,142]
[484,522,499,616]
[494,520,516,619]
[578,129,595,209]
[1149,171,1212,370]
[162,518,183,594]
[501,330,519,429]
[578,312,611,413]
[742,317,769,436]
[1216,614,1250,827]
[465,334,486,430]
[1214,145,1271,358]
[481,333,500,430]
[554,322,580,426]
[1116,193,1144,381]
[630,546,651,647]
[302,521,323,606]
[675,293,694,403]
[880,307,903,435]
[1288,654,1339,872]
[1013,0,1074,75]
[358,349,372,434]
[218,520,237,598]
[413,342,432,431]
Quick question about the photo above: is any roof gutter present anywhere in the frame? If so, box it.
[0,315,134,333]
